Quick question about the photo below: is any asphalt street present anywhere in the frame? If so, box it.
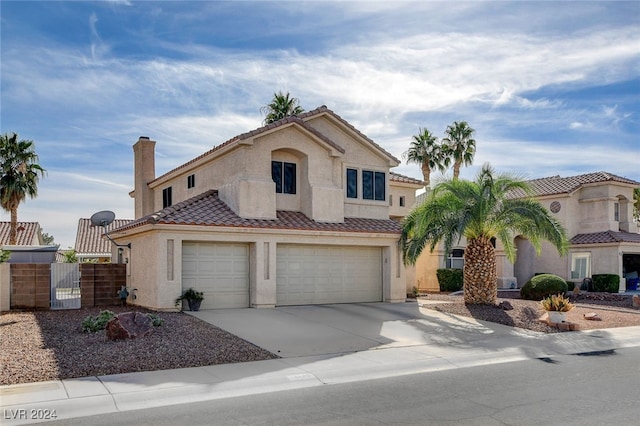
[46,346,640,426]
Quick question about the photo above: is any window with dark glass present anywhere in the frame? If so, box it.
[187,174,195,189]
[362,170,373,199]
[362,170,385,201]
[399,196,405,207]
[162,187,172,208]
[374,172,385,201]
[346,168,358,198]
[272,161,296,194]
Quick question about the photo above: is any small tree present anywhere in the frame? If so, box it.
[42,232,55,245]
[62,248,78,263]
[260,91,304,125]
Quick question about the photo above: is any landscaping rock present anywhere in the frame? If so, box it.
[633,294,640,309]
[106,312,153,340]
[498,301,514,310]
[583,312,602,321]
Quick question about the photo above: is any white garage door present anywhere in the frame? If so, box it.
[276,244,382,306]
[182,242,249,309]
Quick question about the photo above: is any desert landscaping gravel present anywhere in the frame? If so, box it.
[0,306,278,386]
[1,294,639,386]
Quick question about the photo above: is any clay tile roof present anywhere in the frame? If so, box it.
[0,222,41,245]
[570,230,640,245]
[511,171,640,198]
[75,218,133,255]
[114,190,401,235]
[390,171,425,186]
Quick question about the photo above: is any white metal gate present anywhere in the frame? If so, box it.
[51,263,81,309]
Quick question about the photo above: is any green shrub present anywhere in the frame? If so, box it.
[147,313,164,327]
[82,311,164,333]
[82,310,116,333]
[520,274,568,300]
[436,269,463,292]
[591,274,620,293]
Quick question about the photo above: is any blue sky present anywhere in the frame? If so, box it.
[1,1,639,248]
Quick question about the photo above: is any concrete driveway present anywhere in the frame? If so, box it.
[188,301,440,357]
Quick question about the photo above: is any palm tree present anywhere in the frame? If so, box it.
[0,133,46,245]
[401,163,568,305]
[633,187,640,223]
[260,91,304,125]
[402,128,447,189]
[442,121,476,180]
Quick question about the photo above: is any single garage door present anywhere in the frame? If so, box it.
[276,244,382,306]
[182,242,249,309]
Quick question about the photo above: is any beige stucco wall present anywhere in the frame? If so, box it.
[113,224,406,311]
[143,116,401,223]
[389,183,419,219]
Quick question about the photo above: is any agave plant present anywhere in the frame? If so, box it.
[540,294,575,312]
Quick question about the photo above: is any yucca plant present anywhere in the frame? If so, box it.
[540,294,575,312]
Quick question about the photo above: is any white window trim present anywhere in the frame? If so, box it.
[570,252,591,280]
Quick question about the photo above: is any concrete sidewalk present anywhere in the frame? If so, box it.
[2,303,640,425]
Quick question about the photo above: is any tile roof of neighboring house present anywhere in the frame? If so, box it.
[511,171,640,198]
[74,218,134,255]
[0,222,42,245]
[390,171,425,186]
[570,231,640,245]
[114,190,401,235]
[149,105,399,185]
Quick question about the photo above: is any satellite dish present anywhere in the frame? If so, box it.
[90,210,116,227]
[90,210,130,249]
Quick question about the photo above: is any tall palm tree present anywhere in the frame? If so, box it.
[260,91,304,125]
[401,163,568,305]
[442,121,476,180]
[402,128,447,189]
[0,133,46,245]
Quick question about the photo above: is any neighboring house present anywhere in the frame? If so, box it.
[74,218,133,263]
[0,221,45,246]
[0,221,59,263]
[111,106,424,310]
[414,172,640,293]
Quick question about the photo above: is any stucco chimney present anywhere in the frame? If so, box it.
[133,136,156,219]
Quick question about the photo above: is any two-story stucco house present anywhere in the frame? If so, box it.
[414,172,640,293]
[110,106,423,310]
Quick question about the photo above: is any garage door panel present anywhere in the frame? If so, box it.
[276,245,382,306]
[182,242,249,309]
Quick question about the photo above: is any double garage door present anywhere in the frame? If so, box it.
[182,242,382,308]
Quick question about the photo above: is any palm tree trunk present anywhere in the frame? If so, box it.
[453,160,461,180]
[10,205,18,245]
[463,236,497,304]
[421,163,431,189]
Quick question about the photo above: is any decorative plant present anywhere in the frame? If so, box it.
[82,310,116,333]
[175,288,204,307]
[539,294,575,312]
